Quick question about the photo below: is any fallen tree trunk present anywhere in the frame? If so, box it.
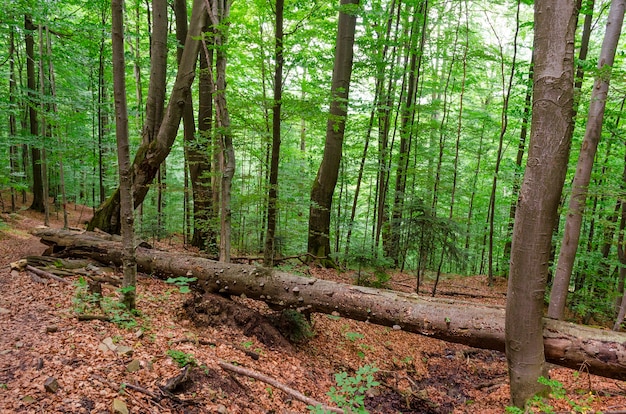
[33,228,626,380]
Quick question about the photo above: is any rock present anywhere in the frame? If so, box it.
[44,377,59,393]
[216,404,228,414]
[116,346,133,356]
[45,325,58,333]
[111,398,129,414]
[126,359,141,373]
[22,395,36,403]
[100,337,117,352]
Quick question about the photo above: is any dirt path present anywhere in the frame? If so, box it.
[0,204,625,413]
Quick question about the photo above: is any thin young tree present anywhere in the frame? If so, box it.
[111,0,137,310]
[485,0,520,285]
[264,0,284,267]
[506,0,577,407]
[206,0,235,262]
[308,0,360,263]
[548,0,625,320]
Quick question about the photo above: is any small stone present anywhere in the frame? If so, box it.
[115,346,133,356]
[111,398,129,414]
[44,377,59,393]
[0,308,10,315]
[46,325,58,333]
[392,324,402,331]
[134,329,144,339]
[22,395,36,403]
[216,404,228,414]
[126,359,141,373]
[101,337,117,352]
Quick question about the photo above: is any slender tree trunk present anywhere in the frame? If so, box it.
[38,25,50,227]
[44,26,68,229]
[111,0,138,310]
[548,0,625,320]
[97,7,109,205]
[264,0,284,267]
[345,0,397,257]
[389,1,427,267]
[192,25,218,253]
[308,0,360,263]
[486,0,520,285]
[25,15,44,213]
[506,0,577,407]
[9,27,18,213]
[206,0,235,263]
[613,184,626,330]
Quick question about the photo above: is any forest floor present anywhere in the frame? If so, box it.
[1,201,626,413]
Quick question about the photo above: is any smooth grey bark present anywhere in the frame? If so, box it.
[548,0,625,321]
[111,0,138,310]
[506,0,577,407]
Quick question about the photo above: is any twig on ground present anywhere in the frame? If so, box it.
[77,314,112,322]
[171,337,260,360]
[91,374,161,401]
[218,360,344,413]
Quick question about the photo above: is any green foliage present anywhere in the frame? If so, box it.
[335,248,393,288]
[166,349,197,368]
[72,277,139,329]
[165,276,197,294]
[344,331,364,342]
[308,365,380,414]
[505,376,596,414]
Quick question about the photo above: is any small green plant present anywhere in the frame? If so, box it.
[308,364,380,414]
[505,376,596,414]
[73,278,140,329]
[167,349,197,367]
[165,276,197,294]
[345,331,364,342]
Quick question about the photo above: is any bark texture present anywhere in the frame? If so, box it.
[308,0,359,262]
[33,228,626,381]
[506,0,577,406]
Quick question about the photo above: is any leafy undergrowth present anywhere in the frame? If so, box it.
[0,205,625,413]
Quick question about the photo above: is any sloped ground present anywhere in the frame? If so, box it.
[0,203,625,413]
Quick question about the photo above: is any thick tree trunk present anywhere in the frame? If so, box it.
[506,0,577,406]
[33,228,626,381]
[308,0,359,262]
